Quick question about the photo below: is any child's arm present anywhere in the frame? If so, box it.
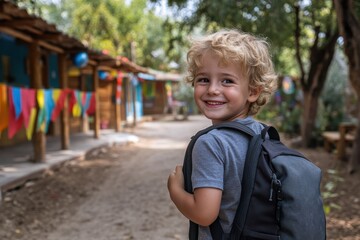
[168,165,222,226]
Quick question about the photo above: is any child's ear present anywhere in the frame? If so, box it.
[248,87,261,102]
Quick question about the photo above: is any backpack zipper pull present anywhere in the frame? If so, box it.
[269,173,277,201]
[276,180,282,223]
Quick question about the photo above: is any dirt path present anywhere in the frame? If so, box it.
[1,115,359,239]
[44,117,210,240]
[0,115,211,240]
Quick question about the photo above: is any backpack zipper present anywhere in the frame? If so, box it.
[269,173,283,223]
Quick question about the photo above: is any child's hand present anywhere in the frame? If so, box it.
[168,165,184,192]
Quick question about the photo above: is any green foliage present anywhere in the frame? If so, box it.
[257,93,302,137]
[322,169,344,215]
[319,49,348,131]
[173,81,198,114]
[16,0,185,71]
[173,81,193,103]
[150,0,299,73]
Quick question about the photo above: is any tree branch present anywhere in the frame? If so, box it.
[294,4,306,89]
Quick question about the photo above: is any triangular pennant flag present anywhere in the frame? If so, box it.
[21,88,36,128]
[68,89,76,114]
[44,89,55,133]
[36,90,46,132]
[26,108,37,140]
[0,84,9,133]
[11,87,22,120]
[37,89,45,108]
[8,87,24,139]
[52,89,61,103]
[72,90,82,117]
[51,89,67,121]
[86,93,96,115]
[83,92,92,114]
[36,107,46,132]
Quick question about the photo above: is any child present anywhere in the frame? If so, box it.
[167,29,278,239]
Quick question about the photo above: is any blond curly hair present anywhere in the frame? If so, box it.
[186,29,278,116]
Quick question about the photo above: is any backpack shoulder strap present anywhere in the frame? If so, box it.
[230,132,263,239]
[182,121,256,240]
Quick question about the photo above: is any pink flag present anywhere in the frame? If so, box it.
[8,87,24,139]
[21,88,36,128]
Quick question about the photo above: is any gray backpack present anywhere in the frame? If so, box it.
[183,121,326,240]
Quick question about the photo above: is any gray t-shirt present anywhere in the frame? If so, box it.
[191,117,264,239]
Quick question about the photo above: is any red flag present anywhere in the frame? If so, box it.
[68,89,76,113]
[21,88,36,128]
[51,89,67,121]
[86,93,96,115]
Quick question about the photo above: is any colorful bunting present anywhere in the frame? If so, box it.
[1,84,95,139]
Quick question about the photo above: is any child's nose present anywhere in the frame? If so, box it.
[208,82,221,95]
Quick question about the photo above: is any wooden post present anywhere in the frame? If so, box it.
[29,42,46,162]
[93,65,100,138]
[58,53,69,150]
[114,78,121,132]
[132,83,137,127]
[80,74,89,132]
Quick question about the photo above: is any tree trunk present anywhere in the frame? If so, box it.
[301,91,320,147]
[349,101,360,173]
[294,4,338,147]
[334,0,360,172]
[299,40,337,147]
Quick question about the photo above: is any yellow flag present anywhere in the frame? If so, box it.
[52,89,61,103]
[26,108,37,140]
[72,103,81,117]
[37,90,45,108]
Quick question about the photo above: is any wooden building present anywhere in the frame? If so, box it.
[0,1,148,162]
[141,70,183,116]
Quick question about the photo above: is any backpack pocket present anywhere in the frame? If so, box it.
[242,228,280,240]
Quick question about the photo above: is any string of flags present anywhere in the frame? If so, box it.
[0,83,96,140]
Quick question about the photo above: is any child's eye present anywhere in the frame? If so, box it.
[195,78,209,83]
[222,79,234,84]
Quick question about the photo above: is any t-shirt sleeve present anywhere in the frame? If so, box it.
[191,132,224,191]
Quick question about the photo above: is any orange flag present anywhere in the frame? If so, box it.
[0,84,9,133]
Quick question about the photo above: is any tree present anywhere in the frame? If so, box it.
[294,1,338,147]
[153,0,338,146]
[334,0,360,172]
[15,0,182,70]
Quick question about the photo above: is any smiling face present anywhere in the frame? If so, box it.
[194,53,259,124]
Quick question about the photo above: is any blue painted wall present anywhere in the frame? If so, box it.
[125,75,143,122]
[48,53,60,88]
[0,33,30,87]
[136,83,143,119]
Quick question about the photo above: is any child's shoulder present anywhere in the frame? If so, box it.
[197,118,263,142]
